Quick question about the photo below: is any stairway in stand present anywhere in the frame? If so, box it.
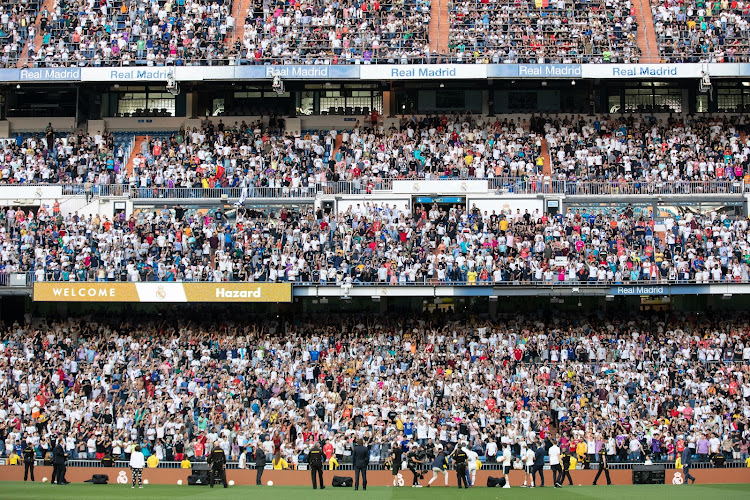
[16,0,55,67]
[540,138,552,176]
[126,136,149,177]
[428,0,451,59]
[634,0,661,63]
[230,0,253,46]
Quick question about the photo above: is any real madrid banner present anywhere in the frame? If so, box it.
[33,282,292,303]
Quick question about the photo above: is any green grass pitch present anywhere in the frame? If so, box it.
[0,482,749,500]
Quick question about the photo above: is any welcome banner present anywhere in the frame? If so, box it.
[33,282,292,303]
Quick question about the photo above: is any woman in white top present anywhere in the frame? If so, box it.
[129,445,145,488]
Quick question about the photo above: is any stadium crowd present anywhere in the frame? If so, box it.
[8,0,750,67]
[32,0,236,67]
[2,114,750,193]
[448,0,641,64]
[0,311,748,472]
[652,0,750,63]
[235,0,433,65]
[24,0,434,67]
[543,114,750,183]
[1,198,750,284]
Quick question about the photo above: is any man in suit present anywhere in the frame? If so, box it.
[352,438,370,491]
[254,443,266,485]
[681,447,696,484]
[52,438,68,485]
[531,441,546,487]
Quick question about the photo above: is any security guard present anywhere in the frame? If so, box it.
[560,449,574,486]
[592,439,611,485]
[308,442,325,489]
[23,441,35,482]
[208,441,228,488]
[452,443,469,488]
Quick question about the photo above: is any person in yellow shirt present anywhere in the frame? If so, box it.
[272,452,289,470]
[576,440,588,465]
[467,269,477,285]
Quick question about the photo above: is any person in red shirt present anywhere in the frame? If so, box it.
[323,441,334,461]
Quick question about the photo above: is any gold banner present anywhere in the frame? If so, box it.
[183,283,292,303]
[33,282,138,302]
[33,282,293,303]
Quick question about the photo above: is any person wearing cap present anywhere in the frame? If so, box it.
[208,440,228,488]
[308,441,325,489]
[427,444,449,487]
[23,441,35,482]
[592,436,611,486]
[450,443,469,488]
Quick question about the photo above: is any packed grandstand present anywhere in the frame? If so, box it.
[0,312,749,472]
[0,0,750,488]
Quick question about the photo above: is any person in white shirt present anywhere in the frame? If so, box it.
[129,445,145,488]
[524,445,536,487]
[548,441,562,488]
[464,446,479,487]
[501,444,512,488]
[486,439,498,463]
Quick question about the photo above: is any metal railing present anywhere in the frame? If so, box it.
[6,273,750,286]
[3,179,749,199]
[27,457,748,471]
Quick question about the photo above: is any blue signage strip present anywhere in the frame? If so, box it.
[487,64,582,78]
[1,63,749,83]
[19,67,80,81]
[233,65,360,80]
[609,285,710,295]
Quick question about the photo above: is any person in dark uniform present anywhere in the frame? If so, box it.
[560,449,574,486]
[407,445,424,486]
[592,440,611,485]
[352,438,370,491]
[254,444,266,485]
[390,442,403,485]
[532,442,546,487]
[52,438,68,485]
[208,441,228,488]
[23,441,35,481]
[452,443,469,488]
[308,442,325,489]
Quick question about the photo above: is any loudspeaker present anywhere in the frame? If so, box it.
[487,476,507,487]
[632,464,665,484]
[332,476,353,487]
[322,200,334,214]
[188,474,209,485]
